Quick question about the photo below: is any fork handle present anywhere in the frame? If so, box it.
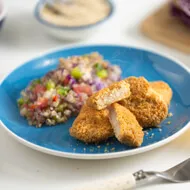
[75,173,136,190]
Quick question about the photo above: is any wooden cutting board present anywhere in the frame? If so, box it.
[141,3,190,53]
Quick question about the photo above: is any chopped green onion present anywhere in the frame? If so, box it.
[97,69,108,79]
[46,80,55,90]
[94,63,103,71]
[57,86,70,96]
[30,79,41,89]
[71,67,82,79]
[52,116,58,121]
[56,104,64,112]
[17,98,24,106]
[32,79,41,86]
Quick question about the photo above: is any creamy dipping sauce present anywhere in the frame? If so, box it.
[40,0,111,27]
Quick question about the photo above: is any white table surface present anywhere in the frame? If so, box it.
[0,0,190,189]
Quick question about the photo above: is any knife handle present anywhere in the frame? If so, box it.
[76,173,136,190]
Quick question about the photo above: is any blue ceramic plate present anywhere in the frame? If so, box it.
[0,45,190,159]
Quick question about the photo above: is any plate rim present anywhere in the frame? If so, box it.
[0,44,190,160]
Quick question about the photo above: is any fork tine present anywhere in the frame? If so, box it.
[165,158,190,181]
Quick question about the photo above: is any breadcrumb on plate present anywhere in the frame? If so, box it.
[69,104,113,143]
[109,103,144,147]
[87,80,130,110]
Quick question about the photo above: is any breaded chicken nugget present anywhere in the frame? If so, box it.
[70,104,113,143]
[109,103,144,147]
[120,77,168,127]
[150,81,172,106]
[87,80,130,110]
[125,77,150,99]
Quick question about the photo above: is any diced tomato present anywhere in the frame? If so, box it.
[28,104,37,110]
[78,95,83,102]
[73,86,80,94]
[63,78,69,85]
[34,84,46,94]
[73,84,92,96]
[36,98,48,109]
[22,104,28,109]
[52,95,58,102]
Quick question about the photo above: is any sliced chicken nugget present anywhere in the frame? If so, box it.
[70,104,113,143]
[150,81,173,106]
[109,103,144,147]
[87,80,130,110]
[120,77,168,127]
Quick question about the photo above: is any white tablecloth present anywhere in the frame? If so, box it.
[0,0,190,189]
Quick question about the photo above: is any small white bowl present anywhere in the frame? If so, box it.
[0,0,7,30]
[34,0,114,41]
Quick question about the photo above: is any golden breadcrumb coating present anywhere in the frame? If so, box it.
[124,77,149,99]
[87,80,130,110]
[70,104,113,143]
[150,81,172,106]
[120,77,168,127]
[109,103,144,147]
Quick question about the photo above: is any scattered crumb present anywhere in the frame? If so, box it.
[83,148,86,151]
[158,128,162,132]
[104,147,109,153]
[144,131,149,136]
[111,147,115,152]
[167,112,173,117]
[97,145,101,149]
[149,133,155,139]
[166,121,171,125]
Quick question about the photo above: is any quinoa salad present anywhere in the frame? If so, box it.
[17,52,121,127]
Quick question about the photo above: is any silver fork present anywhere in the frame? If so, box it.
[76,158,190,190]
[134,157,190,185]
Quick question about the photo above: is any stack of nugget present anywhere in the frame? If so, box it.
[70,80,131,143]
[70,77,173,147]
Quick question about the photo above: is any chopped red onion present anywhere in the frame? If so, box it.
[178,0,190,16]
